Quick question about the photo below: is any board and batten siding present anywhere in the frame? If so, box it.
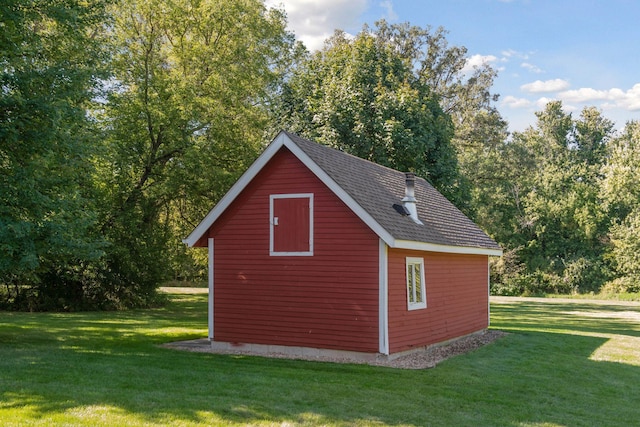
[386,248,489,354]
[202,147,380,352]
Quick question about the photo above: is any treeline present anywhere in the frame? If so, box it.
[1,0,638,310]
[485,105,640,296]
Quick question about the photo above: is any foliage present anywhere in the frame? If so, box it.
[273,21,475,206]
[600,121,640,282]
[1,0,296,310]
[489,102,616,295]
[0,0,110,309]
[415,23,510,218]
[606,208,640,289]
[93,0,296,301]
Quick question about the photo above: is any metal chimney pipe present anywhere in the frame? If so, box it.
[402,172,423,224]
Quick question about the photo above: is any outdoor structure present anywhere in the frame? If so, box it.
[183,131,502,359]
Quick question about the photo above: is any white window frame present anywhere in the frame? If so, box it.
[406,257,426,310]
[269,193,314,256]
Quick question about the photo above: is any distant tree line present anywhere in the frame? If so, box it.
[1,0,639,310]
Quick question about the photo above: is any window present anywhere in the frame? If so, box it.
[270,193,313,256]
[406,257,426,310]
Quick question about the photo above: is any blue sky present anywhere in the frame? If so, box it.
[267,0,640,133]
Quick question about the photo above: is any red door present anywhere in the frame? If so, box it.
[271,194,312,254]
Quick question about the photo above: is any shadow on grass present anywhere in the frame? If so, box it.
[1,296,639,426]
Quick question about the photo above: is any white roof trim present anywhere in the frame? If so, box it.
[184,131,501,255]
[183,132,289,247]
[184,131,395,247]
[282,135,396,247]
[393,239,503,256]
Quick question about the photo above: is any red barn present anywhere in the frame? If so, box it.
[184,131,502,359]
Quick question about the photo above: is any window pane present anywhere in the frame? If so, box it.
[414,264,422,302]
[406,258,426,310]
[407,265,415,303]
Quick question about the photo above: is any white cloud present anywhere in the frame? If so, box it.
[500,49,530,61]
[266,0,368,51]
[502,95,532,109]
[559,83,640,111]
[521,62,543,74]
[379,0,398,21]
[559,88,610,102]
[462,54,498,73]
[521,79,570,93]
[535,97,557,109]
[502,83,640,133]
[501,95,561,111]
[622,83,640,110]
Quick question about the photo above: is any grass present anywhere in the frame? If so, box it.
[545,291,640,302]
[1,293,639,426]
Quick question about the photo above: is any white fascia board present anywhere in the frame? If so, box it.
[378,239,389,355]
[393,239,503,257]
[182,132,289,247]
[282,136,396,247]
[208,238,214,340]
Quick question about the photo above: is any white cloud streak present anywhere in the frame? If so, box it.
[266,0,368,51]
[521,62,543,73]
[379,0,398,21]
[462,54,498,73]
[560,83,640,111]
[521,79,571,93]
[502,95,532,109]
[503,82,640,117]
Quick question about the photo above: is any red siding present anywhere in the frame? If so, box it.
[387,248,489,354]
[206,147,380,352]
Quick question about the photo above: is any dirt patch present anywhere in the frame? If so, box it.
[163,330,507,369]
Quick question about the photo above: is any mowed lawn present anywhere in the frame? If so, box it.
[1,291,639,426]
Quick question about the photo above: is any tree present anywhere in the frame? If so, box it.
[601,121,640,290]
[96,0,296,300]
[607,210,640,292]
[600,121,640,221]
[497,102,615,293]
[273,23,469,205]
[374,21,509,218]
[0,0,109,309]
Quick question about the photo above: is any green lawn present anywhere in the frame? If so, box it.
[1,292,639,426]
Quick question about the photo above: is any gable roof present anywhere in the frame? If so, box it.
[184,131,502,256]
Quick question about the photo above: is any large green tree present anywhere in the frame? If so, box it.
[97,0,296,298]
[601,121,640,291]
[273,22,471,205]
[492,102,615,294]
[0,0,109,309]
[375,21,509,217]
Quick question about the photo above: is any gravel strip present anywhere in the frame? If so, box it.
[162,330,507,369]
[376,330,508,369]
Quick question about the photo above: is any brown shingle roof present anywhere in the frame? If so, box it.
[284,131,501,252]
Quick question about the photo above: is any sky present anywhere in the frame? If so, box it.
[265,0,640,133]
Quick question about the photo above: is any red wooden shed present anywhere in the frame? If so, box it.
[184,131,502,359]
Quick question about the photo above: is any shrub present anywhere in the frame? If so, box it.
[601,276,640,294]
[561,257,610,294]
